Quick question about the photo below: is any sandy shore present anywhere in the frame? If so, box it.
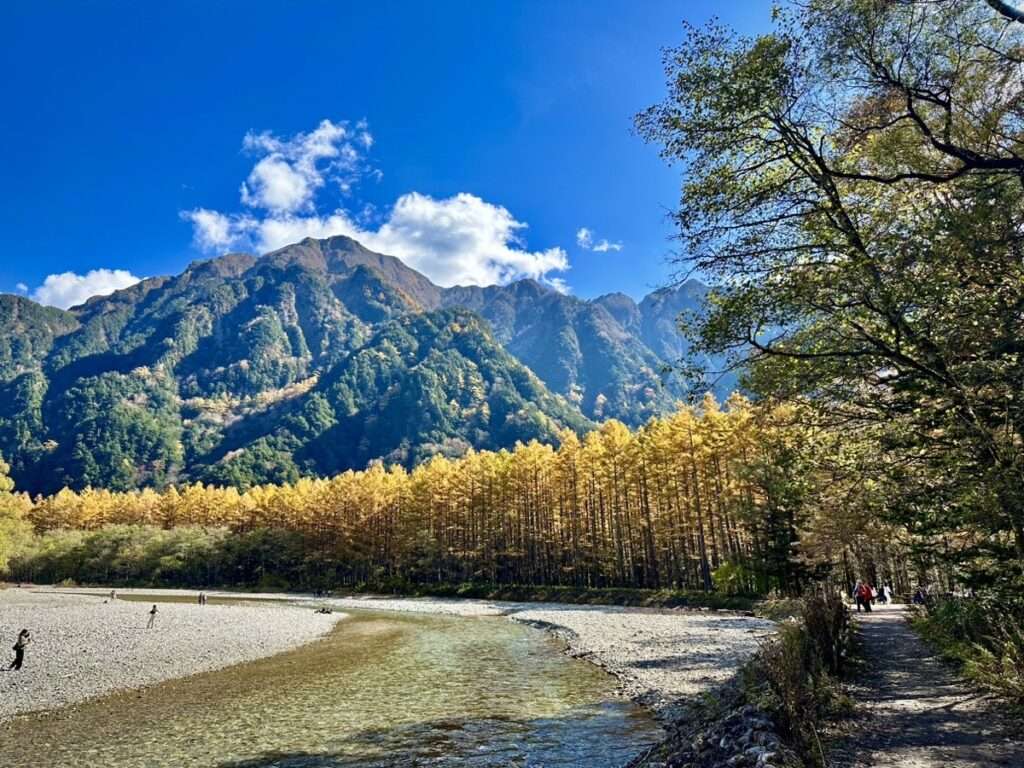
[326,594,776,712]
[0,588,343,721]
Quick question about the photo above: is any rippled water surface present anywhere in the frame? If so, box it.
[1,601,662,767]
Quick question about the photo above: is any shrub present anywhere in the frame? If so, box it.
[748,592,850,766]
[914,593,1024,708]
[711,560,753,595]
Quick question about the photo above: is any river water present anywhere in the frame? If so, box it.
[1,601,663,767]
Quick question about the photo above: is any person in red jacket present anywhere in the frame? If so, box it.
[856,581,874,612]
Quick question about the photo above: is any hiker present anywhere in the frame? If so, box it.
[110,589,116,601]
[146,604,159,629]
[853,580,865,611]
[856,581,874,612]
[876,584,888,604]
[198,592,206,606]
[8,629,31,671]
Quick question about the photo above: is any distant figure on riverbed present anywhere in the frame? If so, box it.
[146,604,158,629]
[110,589,117,601]
[198,592,207,606]
[8,629,31,670]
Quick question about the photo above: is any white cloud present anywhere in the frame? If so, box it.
[182,208,248,251]
[242,157,312,213]
[576,225,622,252]
[32,269,142,309]
[183,119,571,290]
[366,193,568,287]
[238,119,371,214]
[15,282,28,294]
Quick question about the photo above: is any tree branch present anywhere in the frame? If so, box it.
[987,0,1024,23]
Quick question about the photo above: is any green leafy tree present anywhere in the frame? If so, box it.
[637,0,1024,584]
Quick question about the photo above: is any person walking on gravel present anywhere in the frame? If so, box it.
[146,604,159,629]
[8,629,31,670]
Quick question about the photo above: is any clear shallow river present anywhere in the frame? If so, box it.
[0,601,662,767]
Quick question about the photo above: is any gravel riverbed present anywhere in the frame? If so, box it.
[0,588,343,721]
[0,588,774,722]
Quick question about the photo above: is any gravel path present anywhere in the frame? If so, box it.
[0,589,343,721]
[831,604,1024,768]
[325,594,776,712]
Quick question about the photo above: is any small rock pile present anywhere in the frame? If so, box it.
[661,702,799,768]
[628,686,801,768]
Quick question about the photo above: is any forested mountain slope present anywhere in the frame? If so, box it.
[0,236,723,493]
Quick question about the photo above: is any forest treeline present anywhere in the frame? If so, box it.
[0,395,914,594]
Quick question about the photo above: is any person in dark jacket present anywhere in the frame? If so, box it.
[8,629,31,670]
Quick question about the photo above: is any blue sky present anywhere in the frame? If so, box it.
[2,1,774,307]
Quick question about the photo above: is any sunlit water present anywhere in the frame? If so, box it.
[0,599,662,767]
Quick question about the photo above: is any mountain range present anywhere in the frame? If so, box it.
[0,236,732,493]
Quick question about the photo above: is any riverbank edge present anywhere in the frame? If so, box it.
[0,587,348,722]
[509,615,644,702]
[505,610,793,766]
[624,594,854,768]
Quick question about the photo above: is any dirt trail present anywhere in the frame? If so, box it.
[830,604,1024,768]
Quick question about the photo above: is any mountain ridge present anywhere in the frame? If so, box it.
[0,236,729,493]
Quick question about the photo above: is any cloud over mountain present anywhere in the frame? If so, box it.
[183,119,570,290]
[31,268,142,309]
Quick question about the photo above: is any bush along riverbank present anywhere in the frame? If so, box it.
[628,593,852,768]
[910,592,1024,709]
